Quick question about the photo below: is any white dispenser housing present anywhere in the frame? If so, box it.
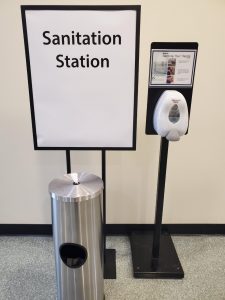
[153,90,189,141]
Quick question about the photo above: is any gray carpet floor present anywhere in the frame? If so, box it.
[0,235,224,299]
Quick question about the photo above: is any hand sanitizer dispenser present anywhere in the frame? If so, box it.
[153,90,189,141]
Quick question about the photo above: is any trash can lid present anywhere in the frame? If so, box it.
[49,172,103,202]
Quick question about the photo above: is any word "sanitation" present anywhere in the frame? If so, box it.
[43,30,122,69]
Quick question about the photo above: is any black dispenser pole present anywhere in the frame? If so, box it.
[130,137,184,278]
[129,42,198,279]
[152,137,169,261]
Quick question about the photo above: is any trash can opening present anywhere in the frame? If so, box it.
[59,243,88,268]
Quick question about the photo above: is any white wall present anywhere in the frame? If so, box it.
[1,0,225,224]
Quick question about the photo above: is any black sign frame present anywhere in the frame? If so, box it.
[21,5,141,150]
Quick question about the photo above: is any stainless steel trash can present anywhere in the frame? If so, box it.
[49,172,104,300]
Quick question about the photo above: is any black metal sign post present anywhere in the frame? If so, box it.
[65,150,116,279]
[66,150,71,174]
[130,137,184,278]
[102,150,116,279]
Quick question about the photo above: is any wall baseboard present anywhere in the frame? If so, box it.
[0,224,52,235]
[105,224,225,235]
[0,224,224,235]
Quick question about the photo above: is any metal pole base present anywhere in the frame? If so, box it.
[104,249,116,279]
[130,231,184,279]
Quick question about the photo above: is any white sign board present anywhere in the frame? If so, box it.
[21,6,140,149]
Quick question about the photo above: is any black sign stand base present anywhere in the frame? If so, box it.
[104,248,116,279]
[129,137,184,279]
[130,231,183,278]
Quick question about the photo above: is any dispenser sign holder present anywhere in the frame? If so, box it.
[146,43,198,135]
[130,42,198,279]
[21,5,141,280]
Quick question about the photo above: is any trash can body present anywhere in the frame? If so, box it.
[49,172,104,300]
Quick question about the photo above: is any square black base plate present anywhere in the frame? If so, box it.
[104,249,116,279]
[130,231,184,279]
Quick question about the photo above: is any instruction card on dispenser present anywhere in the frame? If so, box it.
[150,50,196,86]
